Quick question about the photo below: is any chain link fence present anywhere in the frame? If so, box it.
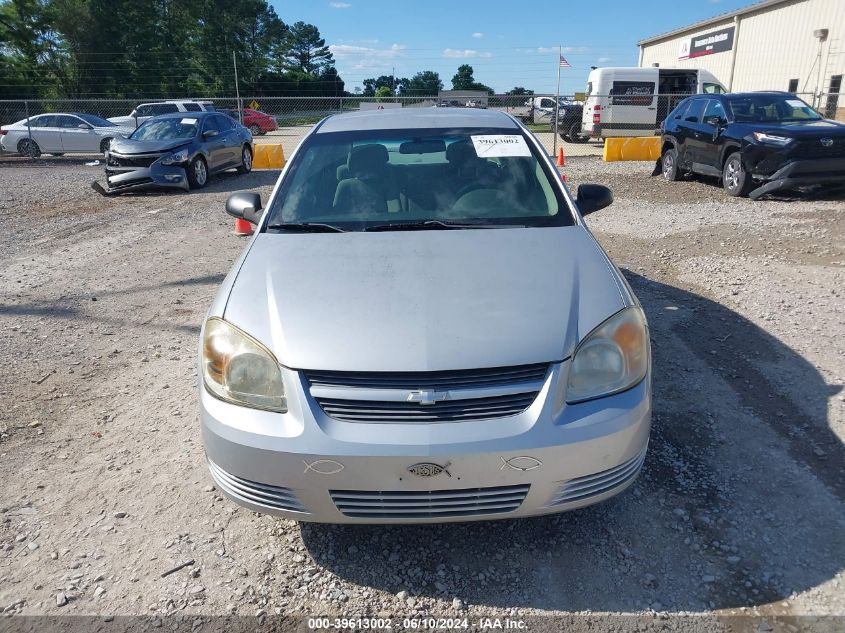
[1,91,841,162]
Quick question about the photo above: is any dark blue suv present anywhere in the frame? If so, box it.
[659,92,845,199]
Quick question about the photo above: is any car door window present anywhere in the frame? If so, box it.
[202,116,221,135]
[702,100,726,126]
[703,83,724,94]
[56,115,83,129]
[183,103,202,112]
[134,105,153,117]
[214,115,234,132]
[30,115,56,127]
[670,100,691,121]
[683,99,705,123]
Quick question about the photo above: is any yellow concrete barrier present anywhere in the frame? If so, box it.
[603,136,662,162]
[252,143,286,169]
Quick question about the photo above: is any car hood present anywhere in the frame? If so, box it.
[109,138,193,154]
[223,227,625,372]
[750,119,845,137]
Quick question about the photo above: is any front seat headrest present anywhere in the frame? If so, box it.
[446,141,477,166]
[348,144,389,177]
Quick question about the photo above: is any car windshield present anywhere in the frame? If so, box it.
[726,95,822,123]
[130,117,199,140]
[265,127,572,231]
[75,113,115,127]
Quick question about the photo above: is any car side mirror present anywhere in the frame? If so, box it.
[225,192,262,224]
[203,129,219,139]
[78,123,92,130]
[576,184,613,216]
[704,115,725,128]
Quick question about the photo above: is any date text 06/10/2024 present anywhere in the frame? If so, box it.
[307,617,528,630]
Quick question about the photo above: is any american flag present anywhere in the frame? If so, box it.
[559,55,571,68]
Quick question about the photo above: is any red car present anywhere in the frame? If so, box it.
[231,109,277,136]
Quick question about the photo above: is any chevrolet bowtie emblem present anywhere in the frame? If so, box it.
[406,389,448,405]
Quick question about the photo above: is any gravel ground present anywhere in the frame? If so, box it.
[0,156,843,630]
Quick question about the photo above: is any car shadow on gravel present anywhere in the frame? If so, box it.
[300,272,844,613]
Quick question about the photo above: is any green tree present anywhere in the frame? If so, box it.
[278,21,333,75]
[450,64,493,94]
[402,70,442,95]
[374,85,393,101]
[506,87,533,95]
[362,75,396,97]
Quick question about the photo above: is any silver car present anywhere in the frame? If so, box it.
[0,112,134,157]
[200,108,651,524]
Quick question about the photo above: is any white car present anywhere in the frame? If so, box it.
[0,113,134,157]
[107,101,216,128]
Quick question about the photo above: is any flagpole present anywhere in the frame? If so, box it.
[553,45,562,158]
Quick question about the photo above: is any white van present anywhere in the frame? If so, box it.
[581,67,725,139]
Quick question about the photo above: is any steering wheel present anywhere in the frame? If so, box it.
[454,182,492,200]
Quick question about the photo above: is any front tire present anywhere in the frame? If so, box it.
[236,145,253,174]
[18,138,41,158]
[722,152,752,197]
[187,155,208,189]
[661,147,681,181]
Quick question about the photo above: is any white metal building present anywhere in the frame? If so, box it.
[638,0,844,119]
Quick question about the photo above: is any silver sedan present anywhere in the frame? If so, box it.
[0,112,133,157]
[199,107,651,523]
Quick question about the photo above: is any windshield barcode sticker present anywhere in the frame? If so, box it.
[180,118,198,124]
[470,135,531,157]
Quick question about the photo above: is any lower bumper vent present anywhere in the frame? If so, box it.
[208,460,307,514]
[547,449,646,506]
[331,484,529,519]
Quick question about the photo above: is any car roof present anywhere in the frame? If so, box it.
[154,111,216,120]
[316,107,519,133]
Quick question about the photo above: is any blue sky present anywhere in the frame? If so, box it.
[272,0,753,94]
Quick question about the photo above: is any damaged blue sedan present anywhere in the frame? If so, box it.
[103,111,253,193]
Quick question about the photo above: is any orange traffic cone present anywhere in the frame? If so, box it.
[234,218,254,236]
[556,147,565,166]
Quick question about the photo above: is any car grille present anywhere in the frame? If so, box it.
[330,484,530,519]
[208,460,307,514]
[791,138,845,160]
[316,393,537,423]
[107,152,161,168]
[304,364,549,390]
[546,448,647,507]
[304,363,548,424]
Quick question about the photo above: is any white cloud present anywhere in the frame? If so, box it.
[532,46,588,54]
[329,43,406,69]
[443,48,493,58]
[597,56,612,63]
[472,32,483,39]
[329,2,351,7]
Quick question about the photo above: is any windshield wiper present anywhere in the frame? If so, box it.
[364,220,505,232]
[266,222,346,233]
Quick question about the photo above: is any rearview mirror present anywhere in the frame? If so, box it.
[203,129,219,139]
[225,192,263,224]
[400,139,446,154]
[576,184,613,215]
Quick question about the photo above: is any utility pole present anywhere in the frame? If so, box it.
[553,45,562,159]
[233,51,242,124]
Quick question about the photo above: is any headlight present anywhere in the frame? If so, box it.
[752,132,794,146]
[202,318,287,412]
[160,147,189,165]
[566,307,649,404]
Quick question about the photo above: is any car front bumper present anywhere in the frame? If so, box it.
[200,362,651,524]
[749,156,845,199]
[105,163,190,193]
